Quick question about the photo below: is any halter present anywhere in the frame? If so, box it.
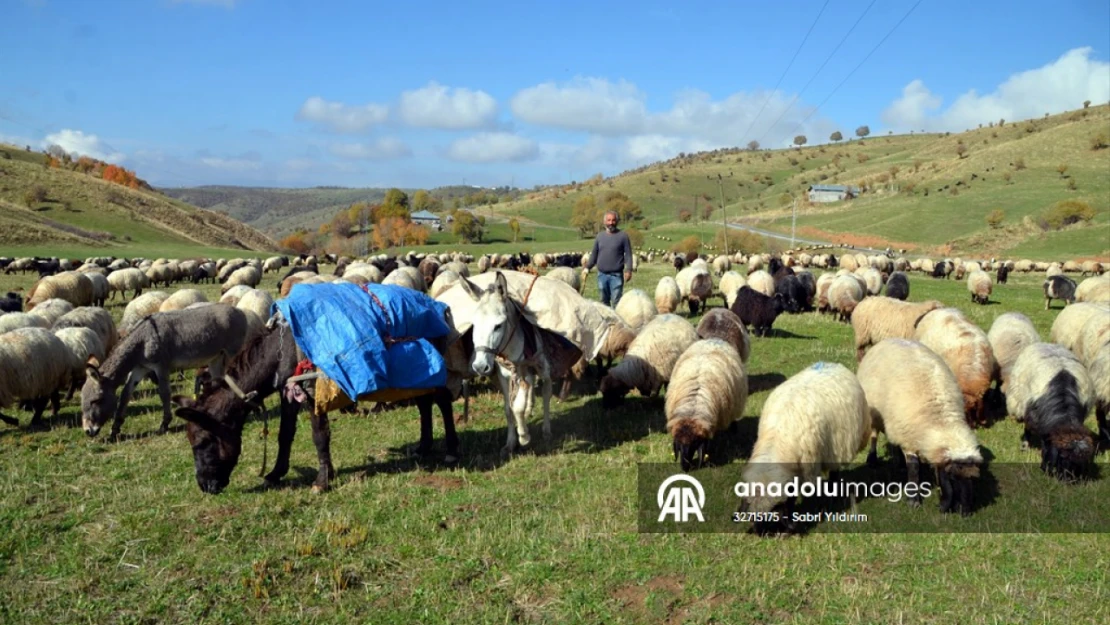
[474,273,540,360]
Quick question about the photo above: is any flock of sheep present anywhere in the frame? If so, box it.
[1,247,1109,534]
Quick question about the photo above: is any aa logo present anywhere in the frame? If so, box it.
[657,474,705,523]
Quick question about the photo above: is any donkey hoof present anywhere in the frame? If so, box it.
[311,484,329,494]
[444,454,459,465]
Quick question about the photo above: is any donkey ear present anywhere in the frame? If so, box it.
[85,356,101,382]
[172,394,196,409]
[458,277,483,302]
[174,405,235,439]
[493,271,509,297]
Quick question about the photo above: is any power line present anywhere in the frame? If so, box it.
[755,0,879,146]
[738,0,831,145]
[785,0,926,139]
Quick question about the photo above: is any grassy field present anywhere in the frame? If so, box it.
[1,260,1108,624]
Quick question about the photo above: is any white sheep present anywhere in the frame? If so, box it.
[851,297,944,360]
[262,256,284,273]
[219,285,254,306]
[107,267,149,300]
[828,274,864,322]
[860,268,883,296]
[159,289,209,313]
[53,306,118,354]
[740,362,870,532]
[430,270,461,299]
[675,266,713,315]
[711,255,731,276]
[345,263,384,284]
[54,326,106,398]
[546,266,582,293]
[914,308,996,427]
[0,327,71,428]
[654,276,681,314]
[987,312,1041,392]
[718,271,746,308]
[614,288,657,332]
[27,298,74,327]
[1087,342,1110,448]
[1075,309,1110,367]
[0,312,51,334]
[666,338,748,470]
[858,339,982,515]
[1075,274,1110,304]
[84,272,109,307]
[222,266,261,293]
[236,289,275,341]
[27,272,94,310]
[599,313,699,407]
[120,291,170,337]
[1050,302,1110,356]
[1006,342,1097,480]
[745,270,775,297]
[966,270,992,305]
[815,272,837,313]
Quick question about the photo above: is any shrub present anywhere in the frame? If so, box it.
[955,143,967,159]
[986,209,1004,229]
[1091,133,1108,151]
[1043,199,1095,230]
[1067,179,1078,191]
[672,235,701,255]
[889,165,900,178]
[1057,163,1069,178]
[1003,172,1013,183]
[678,209,692,223]
[902,181,916,194]
[626,227,645,248]
[1013,157,1026,170]
[856,153,870,164]
[1084,100,1091,109]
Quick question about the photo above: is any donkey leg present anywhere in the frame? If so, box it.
[156,368,175,434]
[111,369,144,438]
[511,375,533,448]
[415,394,434,456]
[264,397,301,485]
[497,371,520,455]
[437,388,459,462]
[310,409,335,493]
[0,411,18,426]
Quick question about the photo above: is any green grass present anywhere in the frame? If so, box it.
[1,261,1108,624]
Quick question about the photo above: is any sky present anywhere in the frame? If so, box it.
[1,0,1108,190]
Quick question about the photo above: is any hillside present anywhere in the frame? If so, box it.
[0,144,277,257]
[492,104,1110,260]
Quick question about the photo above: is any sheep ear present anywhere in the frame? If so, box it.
[85,356,101,382]
[458,277,483,302]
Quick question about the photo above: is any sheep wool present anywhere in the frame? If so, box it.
[718,271,746,308]
[1050,302,1110,356]
[0,312,51,334]
[987,313,1041,390]
[851,297,944,360]
[26,298,74,327]
[53,327,106,392]
[914,308,996,426]
[120,291,170,337]
[966,270,992,305]
[160,289,209,313]
[614,289,657,332]
[828,274,864,322]
[27,272,94,310]
[0,327,71,424]
[599,313,698,403]
[745,270,775,298]
[546,267,582,294]
[654,277,681,314]
[1075,274,1110,304]
[815,272,837,312]
[696,308,750,364]
[53,307,118,354]
[665,338,748,470]
[675,266,713,315]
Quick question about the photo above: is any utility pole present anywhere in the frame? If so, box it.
[691,194,697,224]
[791,197,797,249]
[717,174,728,255]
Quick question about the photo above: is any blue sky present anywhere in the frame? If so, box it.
[2,0,1108,190]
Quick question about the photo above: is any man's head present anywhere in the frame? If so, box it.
[603,211,619,233]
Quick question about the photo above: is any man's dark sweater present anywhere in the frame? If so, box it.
[587,229,633,274]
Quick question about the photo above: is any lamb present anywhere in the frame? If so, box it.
[729,286,785,337]
[599,313,699,408]
[0,312,51,334]
[884,271,910,300]
[654,276,681,314]
[26,298,74,327]
[159,289,209,313]
[739,362,870,533]
[914,308,997,427]
[858,339,983,515]
[53,306,118,354]
[850,297,944,360]
[967,270,992,305]
[717,271,746,308]
[828,274,864,322]
[1044,275,1077,309]
[1075,274,1110,304]
[745,269,775,297]
[695,308,750,364]
[119,291,170,337]
[665,338,748,470]
[1006,343,1097,480]
[54,327,106,399]
[614,288,656,331]
[107,267,149,300]
[0,327,71,428]
[675,266,713,315]
[222,266,261,294]
[987,313,1041,392]
[27,272,94,310]
[81,305,251,438]
[1050,302,1110,357]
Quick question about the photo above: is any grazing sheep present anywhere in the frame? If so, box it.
[344,263,384,284]
[84,272,109,307]
[222,266,261,294]
[546,266,582,293]
[746,269,775,297]
[987,313,1041,392]
[119,291,170,337]
[444,260,469,277]
[0,327,71,428]
[54,327,106,398]
[915,308,996,427]
[1,291,23,313]
[0,312,51,334]
[219,285,253,306]
[712,256,731,276]
[1006,343,1097,480]
[382,267,425,292]
[236,289,275,341]
[1076,311,1110,367]
[560,305,638,401]
[666,338,748,470]
[838,254,859,272]
[27,298,74,327]
[53,306,118,354]
[884,271,910,300]
[774,274,809,313]
[828,274,865,322]
[614,288,656,332]
[696,308,750,363]
[599,313,699,408]
[740,362,870,533]
[815,273,837,312]
[851,297,944,361]
[1087,342,1110,447]
[858,339,982,515]
[794,271,816,310]
[654,276,681,314]
[107,267,148,300]
[1044,275,1078,309]
[860,268,883,296]
[718,271,746,308]
[27,272,94,310]
[159,289,209,313]
[675,266,713,315]
[1046,263,1063,279]
[729,286,785,337]
[967,270,992,305]
[1075,274,1110,304]
[1050,302,1110,356]
[262,256,284,274]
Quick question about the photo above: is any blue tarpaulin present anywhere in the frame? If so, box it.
[273,282,451,401]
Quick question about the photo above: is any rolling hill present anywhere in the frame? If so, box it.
[0,144,277,258]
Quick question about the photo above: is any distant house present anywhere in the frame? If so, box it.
[807,184,859,203]
[410,210,442,230]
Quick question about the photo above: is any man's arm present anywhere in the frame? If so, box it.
[586,236,600,271]
[622,232,633,279]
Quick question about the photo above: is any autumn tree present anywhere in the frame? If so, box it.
[625,227,645,248]
[330,211,353,238]
[793,135,807,147]
[508,217,521,242]
[855,125,870,139]
[677,209,692,223]
[830,131,843,142]
[601,190,642,222]
[347,201,371,227]
[451,209,485,243]
[279,230,312,255]
[411,189,432,212]
[672,235,701,255]
[571,195,600,237]
[985,209,1005,229]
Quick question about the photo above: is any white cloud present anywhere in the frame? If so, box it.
[882,47,1110,132]
[171,0,238,8]
[329,138,411,160]
[296,96,389,133]
[511,78,647,135]
[199,156,261,171]
[446,132,538,163]
[398,82,498,129]
[42,129,124,161]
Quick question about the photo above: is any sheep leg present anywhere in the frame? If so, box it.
[866,432,880,467]
[0,412,18,427]
[1097,406,1109,450]
[111,369,144,438]
[558,378,571,403]
[309,409,335,493]
[905,453,923,508]
[156,368,174,434]
[28,396,49,429]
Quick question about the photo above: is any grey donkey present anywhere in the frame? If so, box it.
[82,305,252,438]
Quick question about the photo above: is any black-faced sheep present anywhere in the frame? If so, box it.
[914,308,996,427]
[729,286,785,338]
[0,327,71,428]
[851,297,944,361]
[858,339,983,515]
[614,288,657,332]
[696,308,750,364]
[884,271,910,300]
[996,264,1010,285]
[987,312,1041,392]
[740,362,870,534]
[599,313,698,408]
[654,277,681,314]
[967,270,992,305]
[1044,275,1077,309]
[1006,342,1097,480]
[666,338,748,471]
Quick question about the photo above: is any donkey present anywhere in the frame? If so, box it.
[81,305,251,438]
[171,320,460,494]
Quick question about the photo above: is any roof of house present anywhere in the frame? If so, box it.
[411,210,440,220]
[809,184,859,193]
